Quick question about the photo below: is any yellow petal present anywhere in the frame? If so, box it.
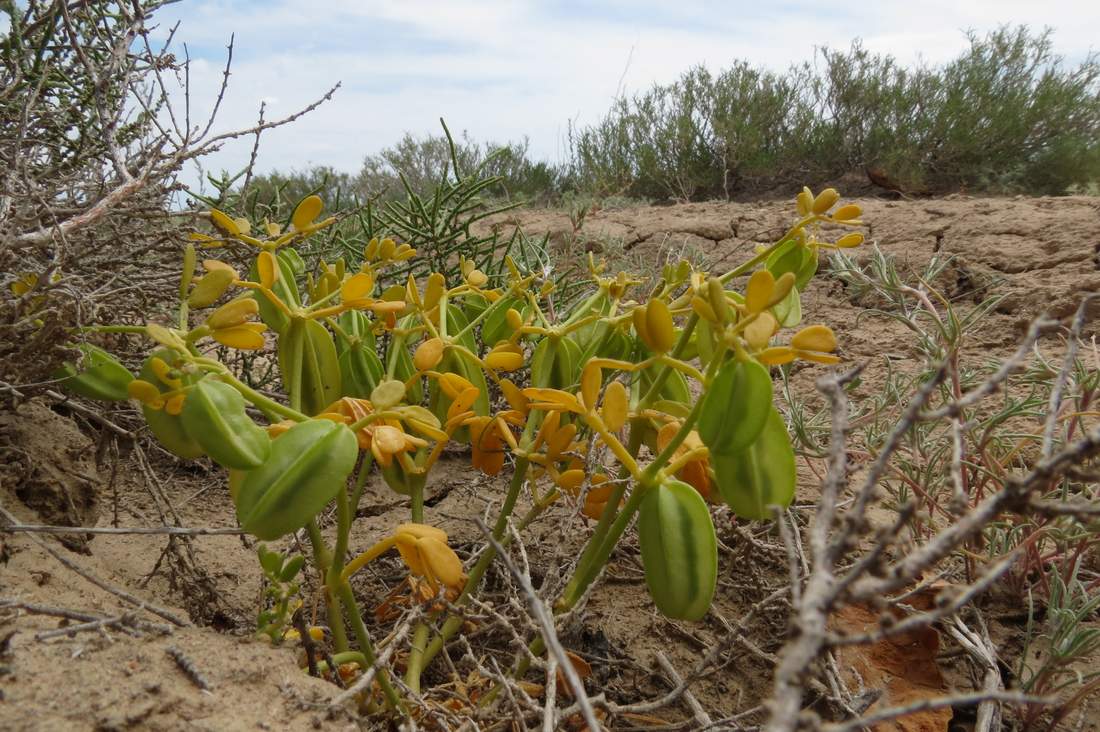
[396,405,441,430]
[796,187,813,217]
[601,380,629,431]
[557,469,586,496]
[832,204,862,222]
[212,325,266,350]
[521,388,581,413]
[745,270,775,314]
[413,338,445,371]
[203,259,237,275]
[505,308,523,330]
[127,379,162,406]
[187,268,235,308]
[394,533,427,577]
[341,272,374,302]
[371,379,406,409]
[256,251,278,289]
[209,209,240,236]
[546,422,577,460]
[364,238,380,260]
[466,269,488,287]
[267,420,295,439]
[580,362,601,412]
[372,425,408,456]
[416,536,465,590]
[587,481,615,504]
[447,386,480,420]
[645,299,675,353]
[534,410,561,450]
[405,275,422,306]
[768,272,796,308]
[485,349,523,372]
[757,346,795,366]
[379,238,396,260]
[395,523,449,542]
[691,295,718,323]
[632,306,650,345]
[206,298,258,329]
[835,232,864,248]
[744,311,778,351]
[707,278,732,322]
[149,356,180,388]
[406,419,449,442]
[812,188,839,215]
[438,372,475,400]
[791,324,837,353]
[367,300,406,314]
[164,393,186,416]
[423,273,446,310]
[291,195,324,231]
[797,350,841,365]
[500,379,529,413]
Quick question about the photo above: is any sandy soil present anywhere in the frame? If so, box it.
[2,195,1098,730]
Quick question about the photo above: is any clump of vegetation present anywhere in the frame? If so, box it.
[47,186,861,718]
[5,3,1100,729]
[567,26,1100,199]
[242,26,1100,208]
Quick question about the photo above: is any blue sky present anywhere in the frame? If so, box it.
[152,1,1100,188]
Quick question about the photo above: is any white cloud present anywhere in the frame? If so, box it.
[155,0,1100,187]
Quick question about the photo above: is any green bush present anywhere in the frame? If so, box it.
[567,26,1100,198]
[358,127,561,203]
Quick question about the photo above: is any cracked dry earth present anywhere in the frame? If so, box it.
[1,195,1098,731]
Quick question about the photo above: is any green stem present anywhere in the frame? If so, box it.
[349,453,374,512]
[449,286,512,342]
[558,428,643,605]
[409,472,425,523]
[215,370,308,422]
[306,520,348,653]
[405,624,430,692]
[336,581,404,713]
[328,486,403,714]
[80,325,148,334]
[717,218,813,284]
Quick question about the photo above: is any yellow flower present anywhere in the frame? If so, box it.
[392,524,467,593]
[581,474,619,520]
[368,423,426,468]
[757,324,840,366]
[321,397,375,448]
[467,416,507,476]
[657,422,713,502]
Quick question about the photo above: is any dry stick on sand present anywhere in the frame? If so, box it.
[166,645,213,692]
[0,598,173,638]
[0,523,245,537]
[33,611,170,641]
[0,505,190,627]
[765,307,1097,731]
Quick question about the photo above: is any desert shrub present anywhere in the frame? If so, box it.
[246,167,363,213]
[358,124,561,203]
[566,26,1100,199]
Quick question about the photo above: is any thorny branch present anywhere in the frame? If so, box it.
[0,0,339,390]
[765,303,1100,731]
